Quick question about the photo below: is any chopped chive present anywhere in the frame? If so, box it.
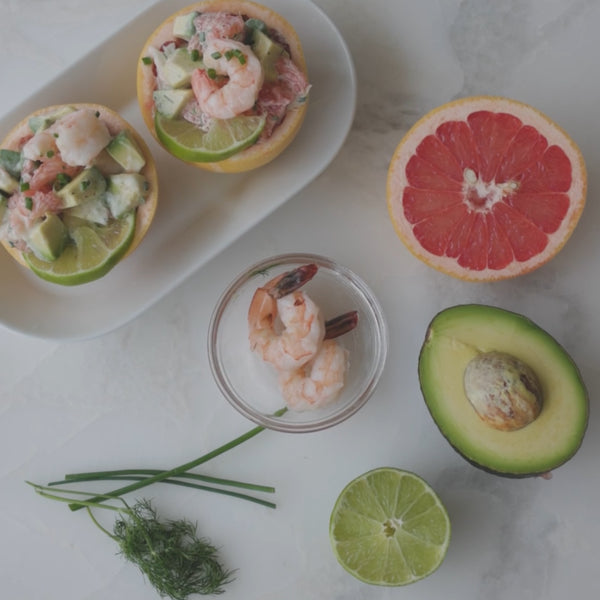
[81,180,90,190]
[207,68,217,79]
[46,150,55,158]
[191,49,200,61]
[20,182,30,192]
[141,56,152,65]
[95,111,100,118]
[53,172,72,191]
[225,48,246,64]
[211,51,222,59]
[198,31,206,42]
[24,196,33,210]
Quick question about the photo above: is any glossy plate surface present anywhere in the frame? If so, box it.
[0,0,356,340]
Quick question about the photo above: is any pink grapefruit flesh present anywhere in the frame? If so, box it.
[387,96,587,281]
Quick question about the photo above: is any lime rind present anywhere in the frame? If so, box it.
[24,212,136,286]
[329,467,450,586]
[154,113,266,163]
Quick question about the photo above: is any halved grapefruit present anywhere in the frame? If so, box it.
[387,96,587,281]
[0,103,158,284]
[136,0,310,173]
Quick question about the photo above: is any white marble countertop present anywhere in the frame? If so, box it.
[1,1,599,599]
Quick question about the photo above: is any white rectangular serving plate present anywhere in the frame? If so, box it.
[0,0,356,340]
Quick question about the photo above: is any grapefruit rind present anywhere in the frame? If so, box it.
[136,0,309,173]
[386,96,587,281]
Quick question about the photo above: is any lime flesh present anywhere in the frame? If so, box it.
[154,113,266,163]
[329,468,450,586]
[24,212,136,285]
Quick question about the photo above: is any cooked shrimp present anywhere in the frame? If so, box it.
[53,108,111,166]
[248,264,325,371]
[22,130,59,162]
[191,39,264,119]
[193,12,245,43]
[277,339,349,411]
[6,190,63,242]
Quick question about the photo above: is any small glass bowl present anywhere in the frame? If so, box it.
[208,253,388,433]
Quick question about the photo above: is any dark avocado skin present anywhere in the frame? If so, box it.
[418,304,589,478]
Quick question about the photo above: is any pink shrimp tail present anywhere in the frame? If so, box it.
[324,311,359,340]
[267,264,318,299]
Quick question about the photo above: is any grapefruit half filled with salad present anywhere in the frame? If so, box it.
[136,0,310,173]
[0,104,158,286]
[387,96,587,281]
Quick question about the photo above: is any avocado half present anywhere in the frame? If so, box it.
[418,304,588,477]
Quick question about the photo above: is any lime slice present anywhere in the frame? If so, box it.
[329,467,451,586]
[24,212,136,285]
[155,113,266,163]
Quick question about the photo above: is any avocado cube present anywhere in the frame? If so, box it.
[106,173,149,218]
[0,149,23,179]
[106,131,146,173]
[65,196,110,225]
[55,166,107,209]
[161,48,201,88]
[252,29,288,82]
[0,166,19,195]
[27,213,67,261]
[172,11,198,40]
[153,89,194,119]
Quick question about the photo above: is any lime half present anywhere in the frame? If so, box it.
[24,212,136,285]
[329,468,450,586]
[155,113,266,163]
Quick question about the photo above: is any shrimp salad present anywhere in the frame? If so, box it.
[0,105,152,264]
[248,264,358,411]
[143,8,310,145]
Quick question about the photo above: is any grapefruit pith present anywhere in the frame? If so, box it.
[386,96,586,281]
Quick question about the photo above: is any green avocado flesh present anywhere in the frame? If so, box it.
[418,304,588,477]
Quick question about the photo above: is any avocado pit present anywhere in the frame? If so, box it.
[463,351,542,431]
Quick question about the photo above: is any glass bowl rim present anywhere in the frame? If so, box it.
[207,252,388,433]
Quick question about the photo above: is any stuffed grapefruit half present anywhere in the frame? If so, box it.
[136,0,310,173]
[0,103,158,285]
[387,96,587,281]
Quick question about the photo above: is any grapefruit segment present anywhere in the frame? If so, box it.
[493,202,548,261]
[415,135,464,181]
[507,192,569,234]
[467,110,523,181]
[435,120,480,173]
[405,155,463,191]
[387,96,587,281]
[495,125,548,182]
[485,213,513,270]
[412,202,466,256]
[403,188,463,223]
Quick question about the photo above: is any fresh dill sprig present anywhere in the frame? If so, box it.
[112,499,234,598]
[28,483,233,599]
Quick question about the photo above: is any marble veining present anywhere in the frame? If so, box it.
[1,1,599,599]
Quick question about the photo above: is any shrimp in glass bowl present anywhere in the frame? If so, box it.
[208,253,388,433]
